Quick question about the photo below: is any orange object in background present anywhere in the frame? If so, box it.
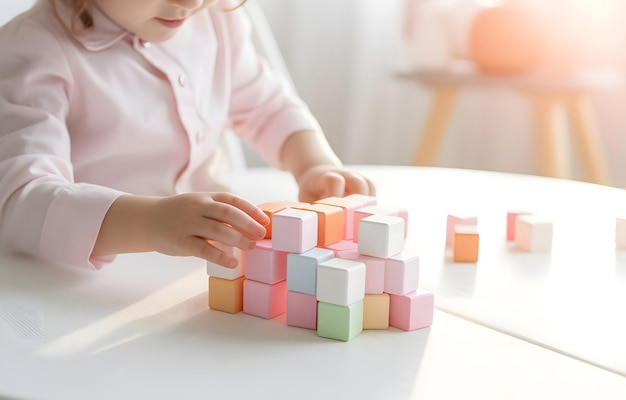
[468,4,546,74]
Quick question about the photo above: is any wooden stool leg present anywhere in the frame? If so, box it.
[564,93,612,185]
[412,86,457,166]
[531,93,569,179]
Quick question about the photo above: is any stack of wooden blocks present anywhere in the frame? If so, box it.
[207,194,434,341]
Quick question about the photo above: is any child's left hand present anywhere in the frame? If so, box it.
[296,165,376,203]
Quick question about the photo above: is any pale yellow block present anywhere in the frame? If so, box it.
[363,293,390,330]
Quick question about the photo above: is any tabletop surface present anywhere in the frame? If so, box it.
[2,166,626,399]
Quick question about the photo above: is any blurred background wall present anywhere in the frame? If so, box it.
[3,0,626,187]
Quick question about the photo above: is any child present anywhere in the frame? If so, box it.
[0,0,375,270]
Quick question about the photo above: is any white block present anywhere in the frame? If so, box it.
[206,243,245,280]
[316,258,366,306]
[514,215,553,252]
[271,208,318,253]
[358,215,404,258]
[616,217,626,249]
[352,205,398,242]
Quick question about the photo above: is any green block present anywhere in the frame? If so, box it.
[317,300,363,341]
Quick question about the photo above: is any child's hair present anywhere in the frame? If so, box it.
[49,0,248,35]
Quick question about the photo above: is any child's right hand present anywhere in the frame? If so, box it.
[94,192,269,268]
[147,192,269,268]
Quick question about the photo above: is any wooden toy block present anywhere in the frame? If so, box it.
[353,206,400,242]
[343,252,385,294]
[453,225,480,263]
[389,290,434,331]
[208,276,245,314]
[384,252,420,295]
[245,239,287,284]
[286,291,318,330]
[257,202,287,239]
[317,300,363,341]
[316,258,366,306]
[514,215,553,252]
[276,200,311,208]
[507,210,531,241]
[362,293,390,330]
[358,215,404,259]
[324,240,359,258]
[271,208,318,253]
[315,196,366,240]
[343,193,377,207]
[243,279,287,319]
[206,243,245,280]
[286,247,334,295]
[615,217,626,249]
[294,203,344,247]
[446,214,478,248]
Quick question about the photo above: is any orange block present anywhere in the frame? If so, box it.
[208,276,245,313]
[453,225,479,263]
[363,293,390,330]
[295,203,344,247]
[257,202,287,239]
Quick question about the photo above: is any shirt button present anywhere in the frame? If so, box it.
[195,131,205,144]
[142,41,152,48]
[178,74,188,87]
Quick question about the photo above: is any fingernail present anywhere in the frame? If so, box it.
[248,240,257,250]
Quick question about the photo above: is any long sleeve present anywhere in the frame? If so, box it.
[221,9,322,167]
[0,16,124,269]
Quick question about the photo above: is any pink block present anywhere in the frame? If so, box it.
[507,210,531,241]
[324,240,359,258]
[315,196,367,240]
[343,252,385,294]
[353,206,399,242]
[389,290,434,331]
[243,279,287,319]
[344,193,377,208]
[286,291,318,330]
[244,239,287,284]
[272,208,318,253]
[446,214,478,248]
[384,252,420,295]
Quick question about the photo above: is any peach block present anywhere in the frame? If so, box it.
[363,293,390,330]
[315,196,366,240]
[257,202,287,239]
[453,225,479,263]
[446,214,478,248]
[208,276,245,314]
[294,203,344,247]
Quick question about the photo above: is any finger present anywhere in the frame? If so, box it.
[196,219,258,250]
[341,172,372,196]
[212,192,270,226]
[201,197,267,240]
[187,237,240,268]
[316,172,346,199]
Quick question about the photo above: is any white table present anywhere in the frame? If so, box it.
[1,166,626,399]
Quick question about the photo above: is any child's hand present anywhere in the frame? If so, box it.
[147,192,269,267]
[296,165,376,203]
